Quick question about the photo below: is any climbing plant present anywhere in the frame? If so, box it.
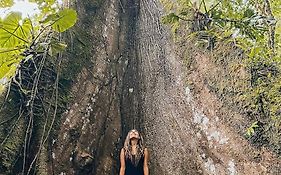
[0,1,77,92]
[161,0,281,153]
[0,1,78,174]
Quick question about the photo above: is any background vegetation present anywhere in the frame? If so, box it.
[161,0,281,155]
[0,0,78,174]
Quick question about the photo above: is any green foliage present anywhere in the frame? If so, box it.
[0,1,79,174]
[161,13,180,34]
[0,59,19,82]
[0,3,78,93]
[29,0,57,13]
[162,13,179,24]
[161,0,281,153]
[0,0,14,8]
[0,12,33,90]
[160,0,271,42]
[41,9,77,32]
[49,39,67,56]
[247,121,259,136]
[0,12,32,47]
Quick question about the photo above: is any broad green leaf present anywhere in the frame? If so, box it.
[0,47,24,65]
[49,41,67,56]
[46,9,77,33]
[243,8,255,18]
[40,13,57,24]
[0,12,32,48]
[0,58,20,80]
[0,0,14,8]
[161,13,179,24]
[248,46,262,58]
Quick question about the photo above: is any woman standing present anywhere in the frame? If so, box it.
[119,129,149,175]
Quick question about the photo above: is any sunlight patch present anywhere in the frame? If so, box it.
[0,0,39,18]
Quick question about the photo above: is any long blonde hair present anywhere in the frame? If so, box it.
[123,129,145,166]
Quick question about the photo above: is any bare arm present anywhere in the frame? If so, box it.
[119,148,125,175]
[143,148,149,175]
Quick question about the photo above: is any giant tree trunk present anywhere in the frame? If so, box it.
[50,0,281,175]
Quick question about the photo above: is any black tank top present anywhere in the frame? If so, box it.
[125,153,144,175]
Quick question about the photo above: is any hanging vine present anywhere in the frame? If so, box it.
[0,1,77,174]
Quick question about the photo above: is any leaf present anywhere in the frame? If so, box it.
[243,8,255,18]
[0,13,31,94]
[0,0,14,8]
[161,13,179,24]
[171,21,180,34]
[0,47,24,65]
[246,127,254,136]
[0,59,20,80]
[211,9,223,19]
[251,121,259,128]
[40,13,57,24]
[49,41,67,56]
[43,9,77,33]
[248,46,262,58]
[0,12,32,48]
[246,121,259,136]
